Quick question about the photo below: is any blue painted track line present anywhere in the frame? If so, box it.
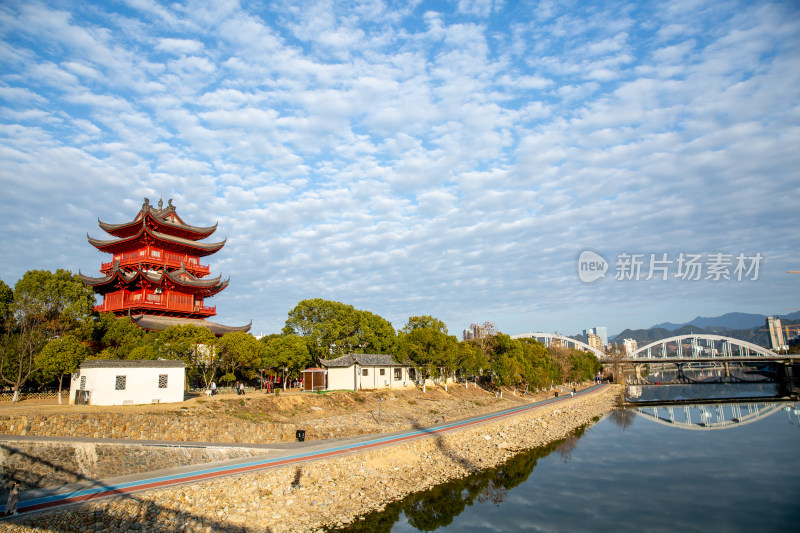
[12,383,608,514]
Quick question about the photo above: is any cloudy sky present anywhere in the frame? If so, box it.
[1,0,798,339]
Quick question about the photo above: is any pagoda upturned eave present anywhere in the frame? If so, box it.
[130,314,252,336]
[79,266,229,298]
[87,225,226,257]
[98,213,218,241]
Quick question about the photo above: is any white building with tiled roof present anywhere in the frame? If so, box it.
[70,359,186,406]
[320,354,414,391]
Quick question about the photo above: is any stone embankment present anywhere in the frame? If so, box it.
[0,441,270,493]
[0,414,304,444]
[2,385,619,533]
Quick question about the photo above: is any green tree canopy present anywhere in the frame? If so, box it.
[101,315,146,358]
[397,324,457,392]
[36,333,88,404]
[1,269,95,401]
[157,324,216,362]
[217,331,264,380]
[0,278,13,334]
[282,298,396,358]
[489,334,529,387]
[262,334,312,390]
[456,341,488,380]
[401,315,448,334]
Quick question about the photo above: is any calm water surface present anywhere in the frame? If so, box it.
[334,401,800,532]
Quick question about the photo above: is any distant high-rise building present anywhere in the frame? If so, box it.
[623,338,638,355]
[463,323,485,341]
[587,333,603,352]
[584,327,608,347]
[766,316,788,352]
[594,326,608,347]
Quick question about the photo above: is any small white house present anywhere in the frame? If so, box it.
[321,354,414,391]
[70,359,186,406]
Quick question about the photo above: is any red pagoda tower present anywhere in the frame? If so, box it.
[81,198,250,335]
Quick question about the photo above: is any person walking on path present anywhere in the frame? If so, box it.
[210,381,217,396]
[5,482,19,516]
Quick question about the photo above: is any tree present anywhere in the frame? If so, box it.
[401,315,448,334]
[36,334,88,404]
[1,270,94,402]
[101,315,146,358]
[489,334,528,388]
[217,331,264,382]
[472,321,497,361]
[156,325,218,388]
[456,341,488,382]
[518,338,558,389]
[0,278,12,334]
[283,298,396,358]
[262,334,312,390]
[397,318,457,392]
[356,310,397,354]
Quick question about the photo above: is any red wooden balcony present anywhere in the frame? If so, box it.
[101,248,210,276]
[94,291,216,317]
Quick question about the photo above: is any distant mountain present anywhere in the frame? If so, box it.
[650,311,800,331]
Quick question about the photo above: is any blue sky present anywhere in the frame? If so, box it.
[1,0,798,339]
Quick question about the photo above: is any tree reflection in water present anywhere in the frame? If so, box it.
[328,424,592,532]
[609,393,636,430]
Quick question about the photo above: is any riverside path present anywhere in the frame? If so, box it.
[4,383,609,516]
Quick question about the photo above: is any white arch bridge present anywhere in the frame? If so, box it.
[512,332,800,364]
[511,332,605,358]
[627,334,800,362]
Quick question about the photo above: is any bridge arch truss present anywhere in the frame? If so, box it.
[511,332,606,359]
[629,334,777,361]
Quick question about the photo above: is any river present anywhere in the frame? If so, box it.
[332,399,800,532]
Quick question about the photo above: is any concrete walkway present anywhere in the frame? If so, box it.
[3,383,609,517]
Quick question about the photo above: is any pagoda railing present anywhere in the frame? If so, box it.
[94,292,216,316]
[101,248,210,276]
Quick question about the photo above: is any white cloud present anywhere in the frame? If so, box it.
[155,37,204,55]
[0,0,798,337]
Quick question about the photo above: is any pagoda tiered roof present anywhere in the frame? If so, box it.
[87,225,225,257]
[98,197,218,240]
[79,262,229,299]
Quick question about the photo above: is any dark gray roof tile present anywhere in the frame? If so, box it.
[80,359,186,369]
[321,354,411,368]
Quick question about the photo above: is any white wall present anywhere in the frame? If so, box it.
[70,366,185,406]
[326,366,356,391]
[326,365,411,391]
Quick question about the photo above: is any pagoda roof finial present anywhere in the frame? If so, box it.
[158,198,163,210]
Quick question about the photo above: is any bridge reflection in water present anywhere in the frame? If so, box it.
[633,401,800,431]
[626,361,800,402]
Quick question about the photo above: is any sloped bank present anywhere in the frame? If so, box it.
[0,441,271,495]
[3,385,619,533]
